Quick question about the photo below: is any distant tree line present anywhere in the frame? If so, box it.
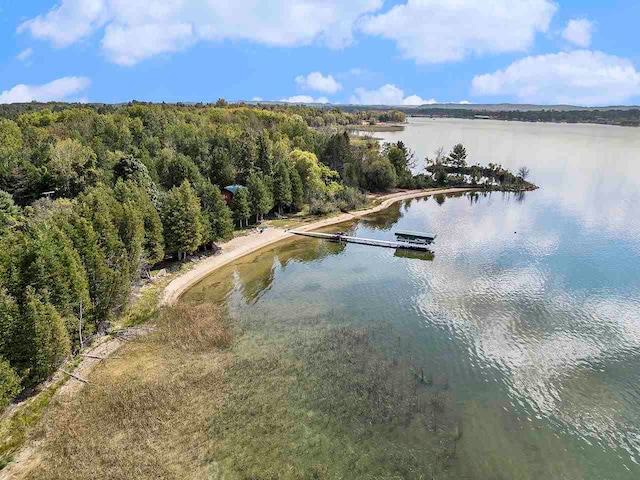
[340,106,640,127]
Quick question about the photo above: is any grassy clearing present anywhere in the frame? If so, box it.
[23,304,231,480]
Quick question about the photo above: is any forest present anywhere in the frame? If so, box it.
[0,102,420,407]
[0,101,532,409]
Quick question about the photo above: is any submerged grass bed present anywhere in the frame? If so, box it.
[212,327,461,479]
[21,303,462,480]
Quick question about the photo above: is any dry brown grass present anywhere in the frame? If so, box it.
[23,303,231,480]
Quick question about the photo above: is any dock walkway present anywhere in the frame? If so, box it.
[290,230,433,251]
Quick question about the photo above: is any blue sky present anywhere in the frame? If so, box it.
[1,0,640,106]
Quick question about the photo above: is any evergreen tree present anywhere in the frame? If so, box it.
[289,166,304,212]
[0,217,91,345]
[0,355,20,410]
[113,153,159,206]
[157,150,202,190]
[114,180,164,270]
[196,180,234,247]
[448,143,468,168]
[0,287,20,373]
[321,132,351,174]
[231,187,250,228]
[256,130,274,176]
[75,185,139,322]
[0,189,21,236]
[161,180,203,259]
[273,161,292,214]
[247,171,273,223]
[24,288,71,384]
[234,132,256,184]
[208,146,235,188]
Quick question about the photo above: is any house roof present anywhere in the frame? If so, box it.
[223,184,246,194]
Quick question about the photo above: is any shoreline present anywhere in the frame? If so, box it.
[0,186,480,478]
[161,187,478,306]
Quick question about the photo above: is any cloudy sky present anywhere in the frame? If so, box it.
[1,0,640,106]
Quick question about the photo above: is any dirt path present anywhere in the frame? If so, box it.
[160,187,475,306]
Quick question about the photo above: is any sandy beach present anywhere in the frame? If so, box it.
[161,187,476,306]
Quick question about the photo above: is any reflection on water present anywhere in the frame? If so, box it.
[394,248,435,261]
[185,119,640,479]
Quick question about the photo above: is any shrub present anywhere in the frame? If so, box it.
[335,186,366,212]
[364,158,397,192]
[309,197,338,216]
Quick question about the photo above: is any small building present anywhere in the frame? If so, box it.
[222,184,246,205]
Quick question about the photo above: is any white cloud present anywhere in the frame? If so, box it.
[562,18,594,48]
[102,23,195,65]
[361,0,557,64]
[252,97,263,101]
[16,48,34,62]
[18,0,108,48]
[350,84,435,105]
[19,0,383,66]
[0,77,91,104]
[280,95,329,104]
[472,50,640,106]
[295,72,342,94]
[458,100,471,104]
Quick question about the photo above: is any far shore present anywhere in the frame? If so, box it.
[161,186,478,306]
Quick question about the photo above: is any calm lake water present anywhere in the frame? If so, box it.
[185,118,640,479]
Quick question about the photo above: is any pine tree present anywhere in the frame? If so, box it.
[161,180,203,260]
[289,166,304,212]
[448,143,468,169]
[273,161,292,214]
[231,187,250,228]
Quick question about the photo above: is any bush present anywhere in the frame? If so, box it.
[364,159,397,192]
[335,186,366,212]
[308,193,338,215]
[412,174,435,189]
[0,357,20,410]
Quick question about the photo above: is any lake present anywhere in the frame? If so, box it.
[185,118,640,479]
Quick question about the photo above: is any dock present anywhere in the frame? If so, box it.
[289,230,433,251]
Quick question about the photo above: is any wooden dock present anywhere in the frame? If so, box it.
[289,230,433,251]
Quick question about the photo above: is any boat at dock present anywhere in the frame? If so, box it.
[394,230,436,245]
[290,230,434,252]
